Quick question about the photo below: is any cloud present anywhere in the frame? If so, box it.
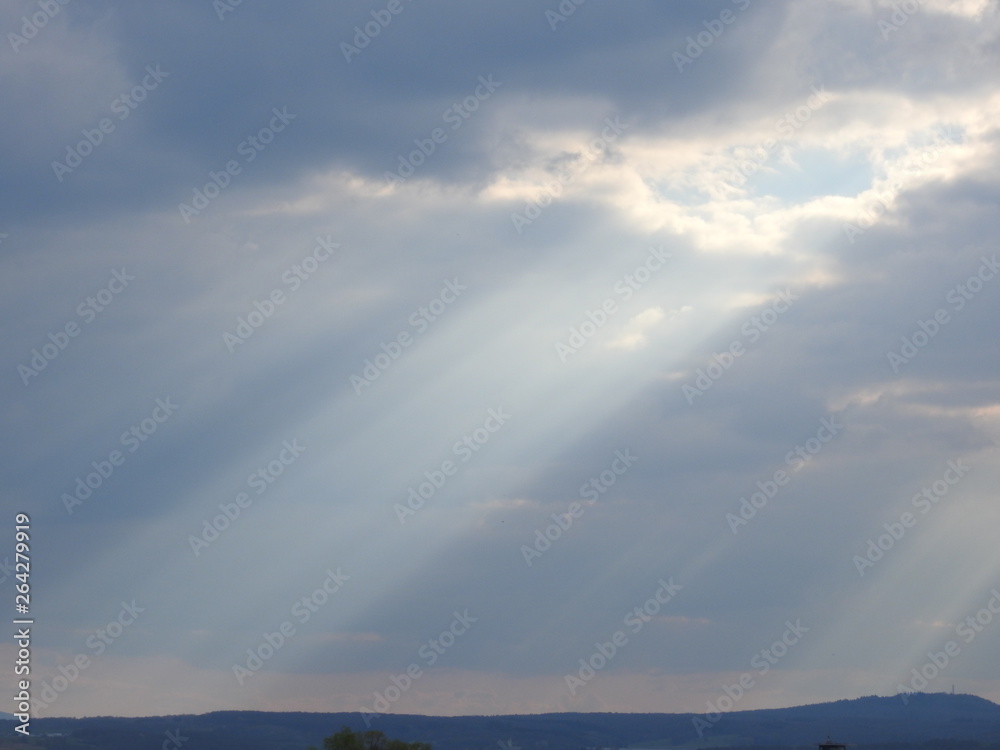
[2,0,1000,719]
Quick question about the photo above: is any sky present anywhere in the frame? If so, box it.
[2,0,1000,729]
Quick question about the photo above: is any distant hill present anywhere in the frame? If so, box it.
[4,693,1000,750]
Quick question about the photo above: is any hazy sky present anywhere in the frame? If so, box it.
[3,0,1000,727]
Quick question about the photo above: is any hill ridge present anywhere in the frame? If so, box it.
[7,692,1000,750]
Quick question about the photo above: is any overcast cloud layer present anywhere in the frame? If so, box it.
[3,0,1000,726]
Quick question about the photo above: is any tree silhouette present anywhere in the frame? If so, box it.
[310,726,432,750]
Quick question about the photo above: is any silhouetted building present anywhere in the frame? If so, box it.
[819,737,846,750]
